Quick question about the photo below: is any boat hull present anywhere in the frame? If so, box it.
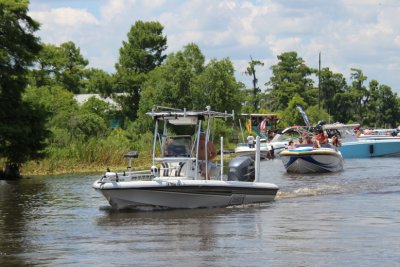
[339,139,400,158]
[280,148,344,173]
[93,179,278,210]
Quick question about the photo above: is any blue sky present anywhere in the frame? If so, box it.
[29,0,400,92]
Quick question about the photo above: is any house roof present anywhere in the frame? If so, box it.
[74,93,127,110]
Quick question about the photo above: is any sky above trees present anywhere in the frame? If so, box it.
[29,0,400,93]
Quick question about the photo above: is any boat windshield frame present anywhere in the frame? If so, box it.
[322,123,360,142]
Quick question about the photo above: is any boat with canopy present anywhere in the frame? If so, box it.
[92,106,279,210]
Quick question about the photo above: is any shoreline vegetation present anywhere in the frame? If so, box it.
[19,153,236,177]
[19,147,154,176]
[21,159,150,177]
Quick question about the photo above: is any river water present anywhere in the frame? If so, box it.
[1,158,400,266]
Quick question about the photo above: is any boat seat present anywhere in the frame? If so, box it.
[175,162,186,176]
[161,162,170,176]
[160,162,186,177]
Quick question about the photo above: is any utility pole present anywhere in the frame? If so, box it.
[318,52,321,110]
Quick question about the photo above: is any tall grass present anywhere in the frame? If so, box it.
[21,129,154,175]
[20,125,237,176]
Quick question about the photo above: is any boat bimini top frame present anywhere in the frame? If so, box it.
[146,106,238,181]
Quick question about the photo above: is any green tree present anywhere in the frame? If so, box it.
[68,112,108,141]
[267,51,314,111]
[349,68,368,123]
[136,44,244,136]
[25,85,111,148]
[193,58,243,114]
[24,85,78,128]
[84,68,113,95]
[244,57,264,110]
[80,96,114,123]
[145,43,204,110]
[280,94,308,127]
[363,80,380,126]
[319,67,347,119]
[136,43,205,133]
[57,41,89,93]
[0,0,49,178]
[29,42,89,93]
[305,105,331,125]
[29,43,61,87]
[332,92,355,123]
[115,20,167,120]
[374,84,400,128]
[24,85,78,147]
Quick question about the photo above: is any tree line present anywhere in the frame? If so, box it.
[1,0,399,178]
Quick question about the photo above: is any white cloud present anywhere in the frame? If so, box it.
[268,37,302,57]
[28,0,400,91]
[30,7,98,28]
[29,7,100,47]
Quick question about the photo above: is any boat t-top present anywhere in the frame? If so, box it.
[92,106,279,210]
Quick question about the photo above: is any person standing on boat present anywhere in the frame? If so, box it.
[247,135,255,148]
[198,133,217,178]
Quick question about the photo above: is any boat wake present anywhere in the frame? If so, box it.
[276,184,344,199]
[275,176,399,200]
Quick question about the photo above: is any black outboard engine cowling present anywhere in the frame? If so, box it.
[227,156,255,182]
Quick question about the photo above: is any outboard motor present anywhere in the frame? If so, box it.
[227,156,255,182]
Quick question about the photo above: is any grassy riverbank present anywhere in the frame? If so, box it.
[20,152,237,176]
[20,153,153,176]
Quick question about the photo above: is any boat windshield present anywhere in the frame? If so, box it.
[164,135,192,157]
[271,127,309,143]
[323,123,359,142]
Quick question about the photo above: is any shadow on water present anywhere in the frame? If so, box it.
[96,201,277,225]
[92,202,281,266]
[0,178,48,267]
